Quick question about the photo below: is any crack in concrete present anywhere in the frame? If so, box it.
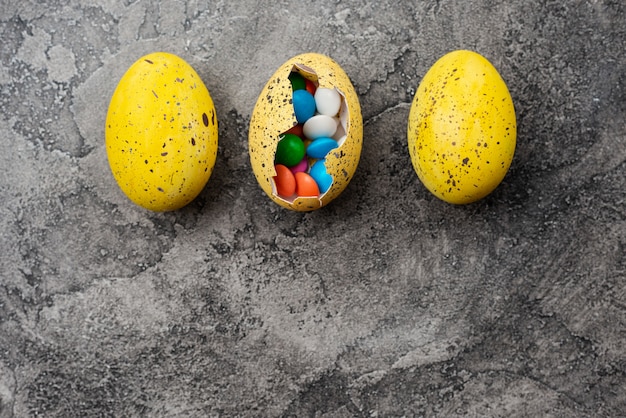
[363,101,411,127]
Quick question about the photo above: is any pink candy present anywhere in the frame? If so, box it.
[289,157,309,174]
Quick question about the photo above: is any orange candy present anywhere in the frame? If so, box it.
[274,164,296,197]
[295,172,320,197]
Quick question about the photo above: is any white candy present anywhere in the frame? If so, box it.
[314,88,342,116]
[303,114,338,140]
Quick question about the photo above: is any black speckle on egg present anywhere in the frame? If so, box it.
[202,113,209,127]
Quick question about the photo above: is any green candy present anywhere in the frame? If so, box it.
[275,134,305,167]
[288,72,306,91]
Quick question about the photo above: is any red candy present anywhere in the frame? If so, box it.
[285,124,304,138]
[305,79,317,95]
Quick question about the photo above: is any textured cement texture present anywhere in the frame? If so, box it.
[1,1,625,416]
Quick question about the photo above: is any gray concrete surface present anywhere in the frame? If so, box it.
[1,0,625,416]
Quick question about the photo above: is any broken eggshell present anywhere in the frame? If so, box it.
[248,53,362,211]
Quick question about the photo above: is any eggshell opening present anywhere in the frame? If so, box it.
[249,52,362,212]
[270,65,350,207]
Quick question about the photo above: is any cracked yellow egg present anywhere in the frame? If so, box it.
[407,50,516,204]
[105,52,218,211]
[249,53,362,211]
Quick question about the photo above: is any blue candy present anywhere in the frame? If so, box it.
[309,159,333,194]
[306,137,338,159]
[292,90,316,123]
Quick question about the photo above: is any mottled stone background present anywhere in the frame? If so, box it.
[1,0,624,416]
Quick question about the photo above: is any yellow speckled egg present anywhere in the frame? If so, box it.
[249,53,362,211]
[105,52,218,211]
[407,50,516,204]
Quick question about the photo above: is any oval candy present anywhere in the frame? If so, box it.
[303,114,338,140]
[275,133,305,167]
[306,137,338,159]
[289,157,309,174]
[289,72,306,91]
[309,159,333,194]
[285,124,304,138]
[293,89,316,124]
[274,164,296,197]
[305,79,317,95]
[295,172,320,197]
[315,88,342,116]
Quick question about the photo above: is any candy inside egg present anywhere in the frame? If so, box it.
[270,66,349,203]
[315,88,342,116]
[303,115,338,139]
